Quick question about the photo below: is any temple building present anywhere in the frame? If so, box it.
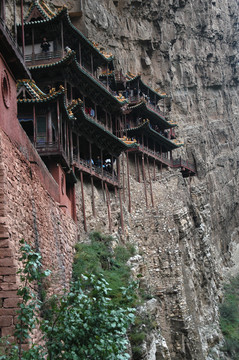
[15,0,195,229]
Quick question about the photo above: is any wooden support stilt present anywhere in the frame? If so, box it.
[119,188,124,234]
[61,20,64,58]
[126,151,131,213]
[137,155,141,183]
[80,171,87,232]
[147,156,154,207]
[57,99,60,149]
[122,153,125,202]
[142,154,148,208]
[134,153,137,181]
[105,183,112,232]
[91,177,96,217]
[153,159,156,181]
[101,149,105,202]
[21,0,25,60]
[114,186,118,198]
[33,104,36,147]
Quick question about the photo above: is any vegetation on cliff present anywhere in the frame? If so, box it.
[0,238,136,359]
[220,274,239,359]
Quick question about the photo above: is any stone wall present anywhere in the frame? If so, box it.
[0,128,77,338]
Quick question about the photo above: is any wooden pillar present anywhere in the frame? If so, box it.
[80,171,87,232]
[137,155,141,183]
[66,121,69,160]
[110,114,113,133]
[153,159,156,181]
[91,177,96,217]
[111,155,114,181]
[106,63,109,89]
[105,183,112,232]
[64,79,67,105]
[142,154,148,207]
[13,0,17,41]
[134,153,137,181]
[47,110,52,143]
[126,151,131,213]
[78,42,82,65]
[147,156,154,207]
[32,27,35,63]
[57,99,60,149]
[21,0,25,60]
[91,53,94,74]
[101,149,105,202]
[89,142,92,173]
[33,104,36,147]
[70,128,73,163]
[122,153,125,202]
[77,135,80,163]
[119,188,124,233]
[61,20,64,57]
[117,158,124,233]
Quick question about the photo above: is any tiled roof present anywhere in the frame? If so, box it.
[25,0,56,22]
[17,79,65,103]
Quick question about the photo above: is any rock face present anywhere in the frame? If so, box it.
[18,0,239,359]
[73,1,238,358]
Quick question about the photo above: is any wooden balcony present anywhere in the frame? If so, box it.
[73,156,119,187]
[25,50,63,66]
[128,145,196,176]
[36,141,70,168]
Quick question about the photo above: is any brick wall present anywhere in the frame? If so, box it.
[0,128,78,338]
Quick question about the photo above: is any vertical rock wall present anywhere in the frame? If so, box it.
[70,0,239,358]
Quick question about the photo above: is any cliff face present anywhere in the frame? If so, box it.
[18,0,239,358]
[74,1,238,358]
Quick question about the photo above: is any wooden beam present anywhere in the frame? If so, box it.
[80,171,87,232]
[142,154,148,208]
[91,176,96,217]
[137,155,141,183]
[147,156,154,207]
[33,104,36,147]
[127,151,131,213]
[105,183,112,233]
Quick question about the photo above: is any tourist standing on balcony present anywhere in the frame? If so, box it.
[41,37,50,52]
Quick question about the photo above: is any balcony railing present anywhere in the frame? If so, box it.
[138,145,173,166]
[73,156,118,186]
[36,140,70,165]
[25,50,63,65]
[81,64,116,96]
[0,17,23,58]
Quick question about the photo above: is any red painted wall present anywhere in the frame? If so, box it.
[0,54,60,203]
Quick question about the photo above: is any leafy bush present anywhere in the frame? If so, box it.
[0,240,135,360]
[73,231,137,307]
[220,274,239,359]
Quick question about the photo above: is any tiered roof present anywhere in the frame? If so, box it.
[127,101,175,130]
[17,79,77,121]
[126,72,167,100]
[20,4,114,65]
[29,50,128,112]
[126,120,180,151]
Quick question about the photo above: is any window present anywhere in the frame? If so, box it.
[1,70,11,108]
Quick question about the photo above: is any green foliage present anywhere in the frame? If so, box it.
[42,274,135,359]
[219,273,239,359]
[0,238,135,359]
[0,240,49,360]
[73,231,137,307]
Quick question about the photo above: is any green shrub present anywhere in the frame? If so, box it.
[73,232,137,307]
[219,273,239,359]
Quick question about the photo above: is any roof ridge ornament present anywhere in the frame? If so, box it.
[24,0,56,23]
